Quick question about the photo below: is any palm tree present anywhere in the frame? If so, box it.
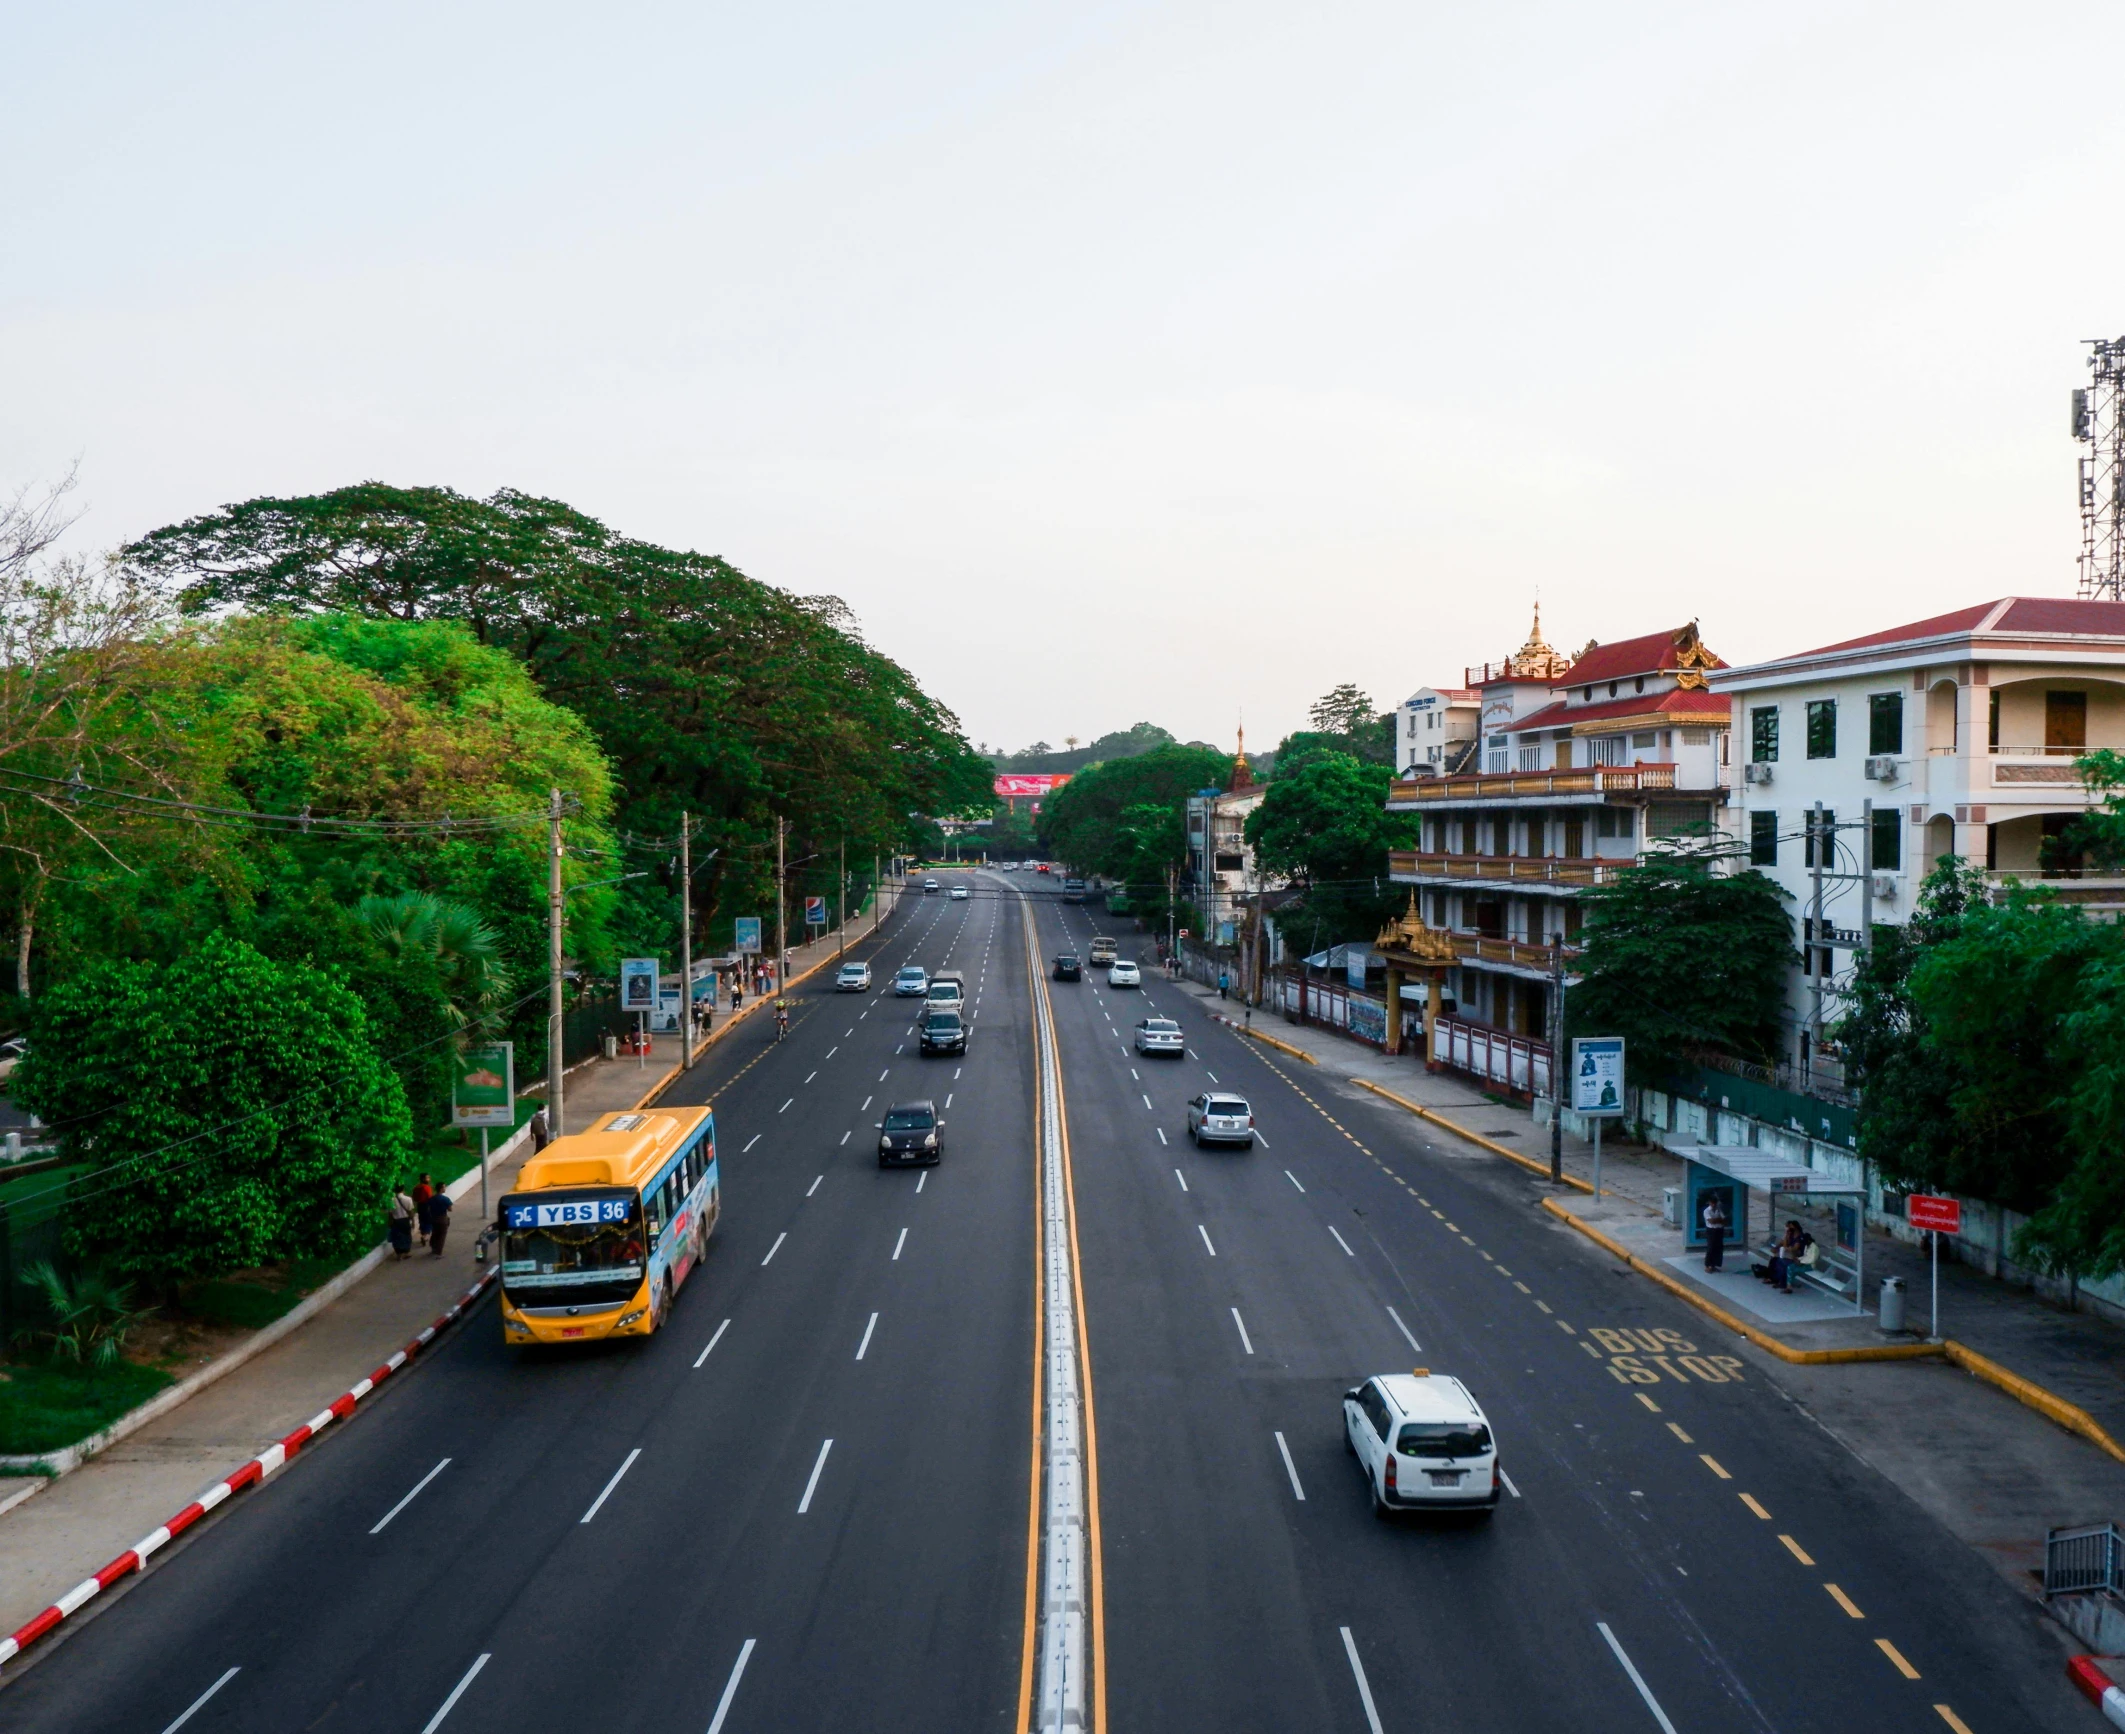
[356,891,514,1043]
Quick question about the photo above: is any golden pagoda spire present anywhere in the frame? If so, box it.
[1505,600,1573,681]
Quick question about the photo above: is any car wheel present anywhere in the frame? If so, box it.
[1187,1126,1197,1145]
[1345,1420,1357,1457]
[1242,1136,1255,1150]
[1371,1473,1391,1520]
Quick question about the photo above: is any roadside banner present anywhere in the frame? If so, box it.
[994,773,1070,799]
[734,917,763,955]
[618,957,659,1013]
[451,1041,514,1129]
[804,896,827,925]
[1570,1036,1626,1116]
[1907,1194,1962,1234]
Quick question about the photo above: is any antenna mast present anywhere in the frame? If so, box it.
[2075,338,2125,600]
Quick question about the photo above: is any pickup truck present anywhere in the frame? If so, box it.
[1089,936,1118,967]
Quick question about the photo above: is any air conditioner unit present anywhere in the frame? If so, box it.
[1743,762,1774,785]
[1864,755,1899,782]
[1870,872,1898,900]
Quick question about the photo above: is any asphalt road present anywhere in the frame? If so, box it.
[0,872,2090,1732]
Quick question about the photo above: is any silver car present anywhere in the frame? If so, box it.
[1186,1092,1254,1147]
[836,962,872,992]
[1133,1017,1184,1057]
[894,965,930,997]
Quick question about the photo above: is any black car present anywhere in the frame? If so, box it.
[878,1100,942,1166]
[1053,953,1082,980]
[918,1009,968,1056]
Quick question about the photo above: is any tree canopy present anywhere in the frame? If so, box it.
[1037,744,1230,880]
[1243,751,1413,948]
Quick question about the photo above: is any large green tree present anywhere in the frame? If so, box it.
[1038,743,1231,879]
[1243,751,1414,948]
[12,932,416,1286]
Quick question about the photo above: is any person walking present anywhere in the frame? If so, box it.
[428,1187,454,1258]
[388,1185,416,1261]
[1218,969,1230,1001]
[412,1173,436,1248]
[1701,1193,1730,1273]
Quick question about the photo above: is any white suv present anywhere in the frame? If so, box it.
[1343,1372,1500,1516]
[836,962,872,992]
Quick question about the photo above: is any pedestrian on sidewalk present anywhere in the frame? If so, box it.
[731,979,744,1016]
[1218,970,1229,1000]
[388,1186,416,1260]
[428,1187,454,1257]
[1701,1193,1729,1273]
[530,1107,550,1153]
[412,1173,436,1247]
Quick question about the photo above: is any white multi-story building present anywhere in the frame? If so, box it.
[1714,596,2125,1072]
[1186,737,1277,947]
[1396,686,1479,776]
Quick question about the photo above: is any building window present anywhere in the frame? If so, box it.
[1806,699,1837,760]
[1750,810,1778,866]
[1751,706,1779,763]
[1646,802,1712,839]
[1868,692,1903,756]
[1803,809,1837,868]
[1988,690,2000,750]
[1518,746,1543,771]
[1870,807,1902,871]
[1681,727,1712,745]
[1596,807,1634,840]
[1588,736,1625,767]
[1630,731,1657,748]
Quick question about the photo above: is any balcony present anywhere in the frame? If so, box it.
[1386,764,1683,808]
[1389,850,1625,889]
[1453,933,1581,974]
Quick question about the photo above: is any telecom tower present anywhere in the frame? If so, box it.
[2073,338,2125,600]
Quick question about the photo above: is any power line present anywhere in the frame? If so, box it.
[0,766,572,836]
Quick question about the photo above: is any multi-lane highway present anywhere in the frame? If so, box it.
[0,872,2087,1731]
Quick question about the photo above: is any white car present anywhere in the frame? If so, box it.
[923,878,940,893]
[949,885,970,901]
[1132,1017,1184,1057]
[1107,959,1141,987]
[1185,1092,1253,1147]
[894,965,930,997]
[835,962,872,992]
[1344,1372,1500,1516]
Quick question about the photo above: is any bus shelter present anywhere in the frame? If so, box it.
[1681,1143,1869,1314]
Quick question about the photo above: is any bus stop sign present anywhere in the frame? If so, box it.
[1907,1194,1961,1234]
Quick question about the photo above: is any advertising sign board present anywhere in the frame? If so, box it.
[804,896,826,926]
[451,1041,515,1129]
[618,957,660,1013]
[733,917,763,955]
[994,773,1071,800]
[1906,1194,1962,1234]
[1570,1036,1626,1117]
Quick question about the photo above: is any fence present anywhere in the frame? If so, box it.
[1434,1015,1553,1100]
[2047,1523,2125,1599]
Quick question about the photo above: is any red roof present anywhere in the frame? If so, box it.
[1564,626,1726,686]
[1511,686,1730,733]
[1794,597,2125,659]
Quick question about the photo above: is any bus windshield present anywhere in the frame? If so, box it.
[500,1190,647,1311]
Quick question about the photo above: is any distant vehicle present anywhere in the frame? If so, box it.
[1062,878,1086,902]
[1186,1092,1254,1147]
[949,885,970,901]
[924,972,965,1011]
[923,878,940,893]
[1088,936,1118,967]
[835,962,872,992]
[1133,1017,1184,1057]
[878,1100,942,1167]
[1344,1372,1500,1516]
[498,1105,718,1345]
[894,966,930,997]
[1053,953,1082,981]
[1104,887,1132,915]
[1037,863,1053,875]
[1107,959,1141,988]
[918,1009,968,1056]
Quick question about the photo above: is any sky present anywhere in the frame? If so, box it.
[6,2,2124,754]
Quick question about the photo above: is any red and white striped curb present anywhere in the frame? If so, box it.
[2071,1656,2125,1728]
[0,1266,497,1671]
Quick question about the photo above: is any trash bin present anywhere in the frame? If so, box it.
[1879,1275,1907,1334]
[600,1033,619,1061]
[1661,1187,1682,1229]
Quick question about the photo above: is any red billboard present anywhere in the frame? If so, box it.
[994,773,1071,799]
[1906,1194,1961,1234]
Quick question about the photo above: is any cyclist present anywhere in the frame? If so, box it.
[774,998,790,1040]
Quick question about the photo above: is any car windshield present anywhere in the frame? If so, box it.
[1396,1421,1492,1459]
[1206,1097,1250,1115]
[897,969,925,981]
[1143,1020,1179,1032]
[925,1013,962,1029]
[884,1109,934,1130]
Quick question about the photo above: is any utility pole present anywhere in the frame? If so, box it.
[838,837,848,959]
[1859,796,1874,955]
[1808,802,1827,1072]
[680,812,694,1071]
[1548,931,1566,1185]
[873,852,881,934]
[547,788,565,1139]
[775,815,788,1000]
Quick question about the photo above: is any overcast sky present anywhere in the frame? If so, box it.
[6,3,2123,752]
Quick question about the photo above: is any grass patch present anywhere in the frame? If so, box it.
[0,1358,173,1455]
[178,1255,354,1331]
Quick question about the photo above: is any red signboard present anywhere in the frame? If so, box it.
[994,773,1071,799]
[1906,1194,1961,1234]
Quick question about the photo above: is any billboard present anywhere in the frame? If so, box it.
[804,896,826,926]
[619,957,660,1014]
[452,1041,515,1129]
[994,773,1071,800]
[733,917,763,955]
[1570,1036,1626,1117]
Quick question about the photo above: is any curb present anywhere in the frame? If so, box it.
[2070,1656,2125,1728]
[1201,1008,1316,1065]
[1943,1342,2125,1465]
[1354,1078,1596,1193]
[0,1267,498,1673]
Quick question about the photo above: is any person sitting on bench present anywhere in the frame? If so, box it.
[1763,1220,1811,1293]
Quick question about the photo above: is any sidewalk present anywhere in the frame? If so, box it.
[1188,984,2125,1455]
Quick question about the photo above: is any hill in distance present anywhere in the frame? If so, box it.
[988,721,1226,776]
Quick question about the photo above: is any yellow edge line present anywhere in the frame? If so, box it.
[1015,907,1043,1731]
[1941,1340,2125,1463]
[1238,1025,1316,1064]
[1354,1078,1594,1193]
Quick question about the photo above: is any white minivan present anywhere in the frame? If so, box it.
[1343,1371,1500,1516]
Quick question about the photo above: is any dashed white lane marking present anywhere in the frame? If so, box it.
[1340,1628,1385,1734]
[861,1095,872,1111]
[955,1065,963,1078]
[779,1099,792,1113]
[1198,1224,1217,1257]
[418,1654,490,1734]
[1387,1306,1420,1351]
[761,1232,787,1266]
[579,1448,641,1524]
[892,1227,908,1260]
[1499,1468,1522,1499]
[1285,1170,1305,1192]
[1174,1168,1189,1192]
[694,1318,731,1368]
[945,1092,953,1108]
[1131,1067,1139,1080]
[797,1438,835,1513]
[808,1174,823,1196]
[805,1070,818,1082]
[1231,1307,1254,1353]
[1142,1093,1153,1110]
[743,1134,762,1153]
[856,1311,879,1360]
[1274,1431,1305,1501]
[160,1666,240,1734]
[703,1639,757,1734]
[916,1170,928,1193]
[880,1068,891,1080]
[840,1131,850,1146]
[1252,1128,1270,1148]
[1206,1071,1219,1084]
[1329,1225,1356,1257]
[1157,1127,1169,1146]
[370,1457,451,1534]
[1598,1622,1679,1734]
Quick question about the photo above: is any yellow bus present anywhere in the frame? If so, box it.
[498,1106,719,1345]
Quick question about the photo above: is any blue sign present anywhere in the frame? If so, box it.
[1571,1036,1626,1117]
[505,1197,632,1229]
[734,916,763,955]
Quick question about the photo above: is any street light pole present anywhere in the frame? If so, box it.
[680,812,694,1071]
[547,787,565,1139]
[776,815,788,999]
[838,836,847,959]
